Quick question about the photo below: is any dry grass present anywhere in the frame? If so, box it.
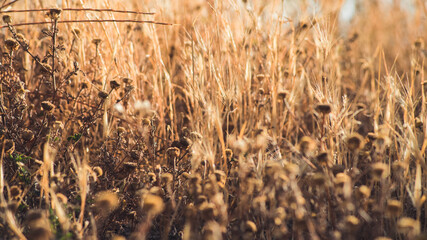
[0,0,427,239]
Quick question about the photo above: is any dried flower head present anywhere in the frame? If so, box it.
[315,151,329,166]
[22,129,35,141]
[345,215,360,231]
[93,166,103,177]
[356,185,371,199]
[2,15,12,24]
[92,38,102,45]
[5,38,19,52]
[47,8,62,20]
[41,101,55,112]
[56,193,68,204]
[94,191,119,212]
[397,217,420,235]
[10,186,21,199]
[298,136,316,156]
[141,194,164,216]
[98,91,109,99]
[3,139,15,155]
[110,80,121,90]
[160,173,173,184]
[315,103,332,114]
[386,200,403,218]
[347,133,364,151]
[371,162,388,181]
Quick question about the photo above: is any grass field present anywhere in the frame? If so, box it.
[1,0,427,239]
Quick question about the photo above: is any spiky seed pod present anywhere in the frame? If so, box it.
[41,101,55,112]
[141,194,164,216]
[5,38,19,52]
[98,91,109,99]
[347,133,364,151]
[93,166,103,177]
[110,80,121,90]
[386,200,403,218]
[94,191,119,212]
[315,104,332,114]
[371,162,388,181]
[10,186,21,199]
[2,15,12,24]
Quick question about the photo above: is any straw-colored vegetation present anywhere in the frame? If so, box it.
[1,0,427,239]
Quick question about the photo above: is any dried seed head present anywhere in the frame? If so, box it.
[298,136,316,156]
[315,151,329,166]
[397,217,419,234]
[371,162,388,181]
[311,173,327,186]
[4,139,15,155]
[345,215,360,231]
[117,127,126,135]
[71,28,80,37]
[347,133,364,151]
[414,38,424,49]
[5,38,19,52]
[141,194,164,215]
[392,161,407,173]
[92,38,102,45]
[356,185,371,199]
[93,166,103,177]
[110,80,121,90]
[10,186,21,199]
[315,103,332,114]
[2,15,12,24]
[56,193,68,204]
[160,173,173,184]
[22,129,35,141]
[278,90,288,100]
[244,220,257,233]
[28,227,52,240]
[41,101,55,112]
[199,202,217,220]
[386,200,403,218]
[47,8,62,20]
[374,237,392,240]
[225,148,233,159]
[167,147,180,158]
[94,191,119,212]
[335,173,350,187]
[122,78,133,84]
[98,91,109,99]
